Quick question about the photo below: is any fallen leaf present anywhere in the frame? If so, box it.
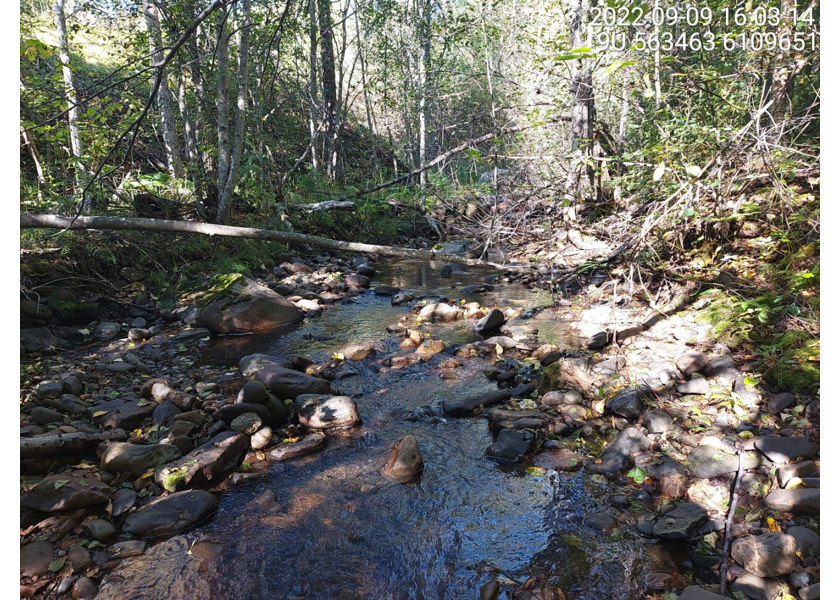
[54,479,70,489]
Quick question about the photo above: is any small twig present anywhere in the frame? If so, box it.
[720,441,745,596]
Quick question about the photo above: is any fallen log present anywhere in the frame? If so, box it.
[21,214,531,271]
[288,200,357,213]
[20,429,128,459]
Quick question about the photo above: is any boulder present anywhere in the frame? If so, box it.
[122,490,218,538]
[100,442,181,477]
[606,389,643,420]
[22,473,110,512]
[731,533,798,577]
[268,433,327,461]
[417,302,462,323]
[754,436,814,464]
[155,432,249,492]
[239,353,292,376]
[295,395,361,429]
[686,445,761,479]
[88,399,154,431]
[474,309,505,334]
[213,402,271,426]
[196,275,302,334]
[255,365,333,399]
[382,435,424,482]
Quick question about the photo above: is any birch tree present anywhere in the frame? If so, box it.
[52,0,86,207]
[216,0,252,225]
[144,0,184,179]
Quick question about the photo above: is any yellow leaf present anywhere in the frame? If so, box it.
[332,353,345,360]
[92,411,109,417]
[141,469,154,480]
[767,517,782,533]
[495,344,504,356]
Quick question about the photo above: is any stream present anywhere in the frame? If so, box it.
[98,260,674,599]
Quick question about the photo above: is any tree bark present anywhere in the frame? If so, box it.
[144,0,184,179]
[53,0,86,207]
[318,0,340,181]
[218,0,251,224]
[20,429,128,459]
[21,214,532,271]
[216,6,231,210]
[309,0,320,171]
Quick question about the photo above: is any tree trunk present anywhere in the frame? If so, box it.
[417,0,431,196]
[216,6,231,213]
[53,0,87,208]
[769,0,796,126]
[218,0,251,224]
[21,214,535,271]
[144,0,184,179]
[309,0,320,172]
[354,0,379,172]
[565,0,596,216]
[317,0,340,181]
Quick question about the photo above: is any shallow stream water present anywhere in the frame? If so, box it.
[99,260,663,599]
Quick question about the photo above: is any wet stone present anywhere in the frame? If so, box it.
[474,309,505,334]
[731,532,797,577]
[652,502,707,539]
[255,365,333,399]
[443,389,511,416]
[485,430,535,462]
[268,433,326,461]
[295,395,361,429]
[533,448,584,471]
[382,435,424,482]
[237,380,268,404]
[583,512,617,534]
[239,353,292,376]
[799,583,820,599]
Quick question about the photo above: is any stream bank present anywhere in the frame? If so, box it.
[20,255,820,600]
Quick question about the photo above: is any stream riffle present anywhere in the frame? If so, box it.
[98,260,658,599]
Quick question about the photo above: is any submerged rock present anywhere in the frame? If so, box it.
[586,427,651,475]
[442,389,511,416]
